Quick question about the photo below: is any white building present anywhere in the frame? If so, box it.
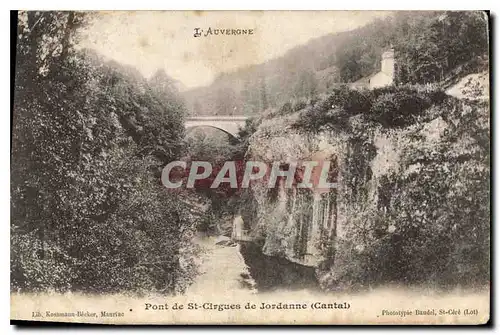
[350,48,395,90]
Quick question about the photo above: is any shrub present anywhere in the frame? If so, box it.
[323,86,373,115]
[294,86,450,132]
[369,86,448,128]
[293,87,374,132]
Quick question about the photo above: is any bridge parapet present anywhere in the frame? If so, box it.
[185,116,249,121]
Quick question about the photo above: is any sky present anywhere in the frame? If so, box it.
[79,11,391,89]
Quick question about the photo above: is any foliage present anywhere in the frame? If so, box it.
[369,86,448,127]
[293,85,449,131]
[11,11,197,294]
[393,12,488,84]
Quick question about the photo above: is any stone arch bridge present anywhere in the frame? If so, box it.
[185,116,249,138]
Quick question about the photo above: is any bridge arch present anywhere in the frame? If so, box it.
[184,116,249,138]
[185,124,239,140]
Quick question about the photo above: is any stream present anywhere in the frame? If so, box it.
[187,234,257,296]
[187,233,319,295]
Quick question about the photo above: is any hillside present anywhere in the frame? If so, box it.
[182,11,488,117]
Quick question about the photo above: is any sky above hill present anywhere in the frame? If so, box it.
[79,11,391,89]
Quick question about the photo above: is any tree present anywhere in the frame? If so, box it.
[11,11,198,294]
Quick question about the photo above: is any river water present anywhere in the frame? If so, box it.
[186,235,258,296]
[187,234,319,296]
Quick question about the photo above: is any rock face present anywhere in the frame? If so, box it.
[243,112,347,267]
[240,92,489,290]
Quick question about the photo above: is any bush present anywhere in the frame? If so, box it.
[324,86,373,115]
[293,85,451,132]
[369,86,448,128]
[293,87,373,132]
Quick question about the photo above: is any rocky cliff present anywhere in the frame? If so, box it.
[240,85,489,290]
